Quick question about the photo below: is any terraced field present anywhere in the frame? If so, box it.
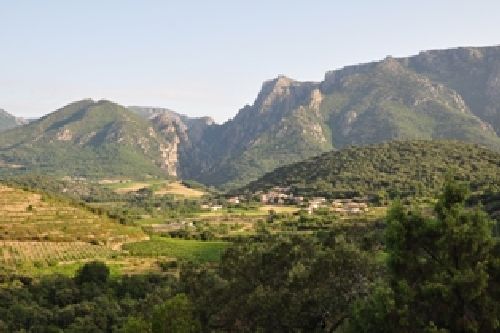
[0,185,145,245]
[0,184,149,275]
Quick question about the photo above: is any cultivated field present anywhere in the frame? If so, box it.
[259,205,301,214]
[155,181,205,198]
[0,184,151,276]
[123,237,229,263]
[0,240,115,266]
[0,185,145,244]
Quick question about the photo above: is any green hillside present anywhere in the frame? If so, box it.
[0,100,174,179]
[242,141,500,199]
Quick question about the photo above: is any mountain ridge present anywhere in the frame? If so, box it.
[2,45,500,187]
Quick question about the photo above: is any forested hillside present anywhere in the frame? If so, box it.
[243,140,500,198]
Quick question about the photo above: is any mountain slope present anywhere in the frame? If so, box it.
[0,100,181,178]
[0,108,27,132]
[179,76,332,187]
[241,141,500,198]
[407,46,500,135]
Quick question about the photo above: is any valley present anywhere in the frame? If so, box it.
[1,139,498,280]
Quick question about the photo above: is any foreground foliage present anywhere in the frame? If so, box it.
[349,181,500,332]
[0,181,498,332]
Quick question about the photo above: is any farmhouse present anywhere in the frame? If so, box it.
[331,199,369,214]
[227,196,240,204]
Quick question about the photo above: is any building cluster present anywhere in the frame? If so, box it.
[258,187,370,215]
[227,196,240,204]
[198,186,371,215]
[259,187,304,205]
[306,197,328,214]
[331,198,369,214]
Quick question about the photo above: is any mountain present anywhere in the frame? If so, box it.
[179,47,500,188]
[0,99,186,178]
[241,140,500,199]
[2,46,500,186]
[0,108,27,132]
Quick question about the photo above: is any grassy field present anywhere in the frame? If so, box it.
[123,237,229,263]
[101,179,206,198]
[197,209,266,218]
[198,205,300,218]
[259,205,301,214]
[155,181,206,198]
[101,179,167,193]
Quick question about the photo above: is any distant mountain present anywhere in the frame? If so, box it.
[0,100,185,178]
[241,141,500,199]
[2,46,500,187]
[0,108,27,132]
[181,46,500,188]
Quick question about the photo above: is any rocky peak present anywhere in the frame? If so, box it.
[152,113,188,141]
[255,75,296,111]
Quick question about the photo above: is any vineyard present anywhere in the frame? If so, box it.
[0,241,115,266]
[0,185,145,244]
[0,184,150,274]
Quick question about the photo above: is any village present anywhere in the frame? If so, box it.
[200,186,371,215]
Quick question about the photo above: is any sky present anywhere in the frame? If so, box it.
[1,1,500,123]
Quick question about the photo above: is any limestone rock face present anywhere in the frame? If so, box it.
[129,107,215,177]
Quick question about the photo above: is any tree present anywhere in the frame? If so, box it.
[121,317,151,333]
[75,261,110,285]
[183,235,377,332]
[151,294,200,333]
[379,181,500,332]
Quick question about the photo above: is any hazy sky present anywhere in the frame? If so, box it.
[1,1,500,122]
